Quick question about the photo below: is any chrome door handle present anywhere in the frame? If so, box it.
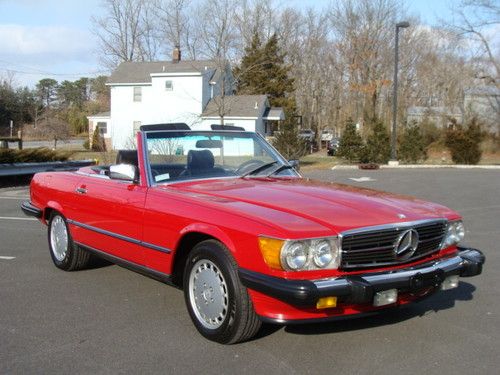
[75,187,87,194]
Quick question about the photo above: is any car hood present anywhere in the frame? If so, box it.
[165,177,458,236]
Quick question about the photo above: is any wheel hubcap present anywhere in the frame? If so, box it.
[189,259,228,329]
[50,216,68,261]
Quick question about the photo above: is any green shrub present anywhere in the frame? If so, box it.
[337,118,364,162]
[360,119,391,164]
[0,148,73,163]
[91,127,106,152]
[399,124,427,163]
[445,117,483,164]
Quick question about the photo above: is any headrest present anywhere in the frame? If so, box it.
[187,150,214,170]
[116,150,138,167]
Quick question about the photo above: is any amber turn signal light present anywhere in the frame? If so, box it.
[258,237,284,270]
[316,296,337,309]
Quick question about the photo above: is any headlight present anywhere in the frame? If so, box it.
[282,241,308,270]
[259,236,341,271]
[441,220,465,249]
[312,240,333,267]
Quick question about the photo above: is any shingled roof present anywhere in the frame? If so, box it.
[202,95,268,118]
[107,60,218,84]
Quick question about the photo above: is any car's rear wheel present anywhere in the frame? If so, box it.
[48,213,91,271]
[183,240,261,344]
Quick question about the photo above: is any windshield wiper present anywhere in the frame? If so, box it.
[241,161,278,177]
[265,164,294,177]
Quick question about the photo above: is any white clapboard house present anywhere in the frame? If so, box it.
[88,49,284,150]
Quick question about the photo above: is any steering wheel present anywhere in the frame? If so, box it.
[235,159,265,175]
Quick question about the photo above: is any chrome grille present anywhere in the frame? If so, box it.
[341,219,447,269]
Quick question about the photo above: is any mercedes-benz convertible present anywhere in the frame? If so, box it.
[21,124,485,344]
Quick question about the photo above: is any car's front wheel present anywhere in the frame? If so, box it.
[183,240,261,344]
[48,213,91,271]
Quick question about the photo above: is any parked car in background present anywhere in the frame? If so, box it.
[321,129,334,142]
[22,123,485,344]
[327,137,340,156]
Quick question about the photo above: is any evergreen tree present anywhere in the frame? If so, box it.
[445,117,483,164]
[272,122,308,160]
[361,119,391,164]
[399,123,427,163]
[91,127,106,152]
[234,31,296,114]
[233,31,265,95]
[337,118,364,162]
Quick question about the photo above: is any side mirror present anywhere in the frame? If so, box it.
[109,164,138,182]
[288,159,300,171]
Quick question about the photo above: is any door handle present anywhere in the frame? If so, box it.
[75,187,87,194]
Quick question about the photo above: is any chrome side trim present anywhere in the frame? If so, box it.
[67,219,171,254]
[340,218,448,237]
[75,241,173,284]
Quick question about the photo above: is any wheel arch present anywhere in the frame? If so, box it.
[43,201,64,223]
[171,224,237,288]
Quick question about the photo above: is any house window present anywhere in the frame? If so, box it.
[165,80,173,91]
[133,121,141,134]
[97,121,107,135]
[133,87,142,102]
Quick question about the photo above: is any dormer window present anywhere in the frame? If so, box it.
[133,87,142,102]
[165,80,173,91]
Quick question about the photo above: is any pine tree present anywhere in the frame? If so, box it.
[234,31,296,114]
[233,31,265,95]
[362,119,391,164]
[91,127,106,152]
[445,117,483,164]
[337,118,364,162]
[399,123,427,163]
[272,121,308,160]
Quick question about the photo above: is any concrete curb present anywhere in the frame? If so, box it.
[331,164,500,170]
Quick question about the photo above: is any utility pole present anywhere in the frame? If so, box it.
[391,21,410,163]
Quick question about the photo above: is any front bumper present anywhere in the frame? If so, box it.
[239,247,485,309]
[21,201,43,219]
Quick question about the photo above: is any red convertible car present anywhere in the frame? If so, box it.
[22,124,485,344]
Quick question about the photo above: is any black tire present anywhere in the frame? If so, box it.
[183,240,262,344]
[47,212,92,271]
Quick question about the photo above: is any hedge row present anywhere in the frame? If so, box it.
[0,148,73,163]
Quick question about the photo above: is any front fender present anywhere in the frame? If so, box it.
[177,223,237,255]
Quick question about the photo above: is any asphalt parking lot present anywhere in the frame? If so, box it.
[1,168,499,374]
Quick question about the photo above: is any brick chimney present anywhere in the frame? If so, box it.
[172,45,181,63]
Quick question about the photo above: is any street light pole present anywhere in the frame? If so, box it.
[391,21,410,162]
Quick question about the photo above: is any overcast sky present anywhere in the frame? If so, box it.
[0,0,459,87]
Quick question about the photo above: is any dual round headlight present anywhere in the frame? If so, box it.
[442,220,465,249]
[280,238,340,271]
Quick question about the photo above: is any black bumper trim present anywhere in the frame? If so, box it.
[20,201,43,219]
[239,247,485,307]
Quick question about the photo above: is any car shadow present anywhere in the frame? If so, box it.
[255,282,476,339]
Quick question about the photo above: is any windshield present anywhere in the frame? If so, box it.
[144,131,299,184]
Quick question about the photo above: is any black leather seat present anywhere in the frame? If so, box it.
[116,150,139,168]
[184,150,225,177]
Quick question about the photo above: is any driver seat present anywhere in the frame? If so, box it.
[183,150,226,177]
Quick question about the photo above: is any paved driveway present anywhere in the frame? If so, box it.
[0,168,498,374]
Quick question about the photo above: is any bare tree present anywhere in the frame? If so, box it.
[92,0,158,68]
[197,0,238,60]
[447,0,500,131]
[153,0,189,49]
